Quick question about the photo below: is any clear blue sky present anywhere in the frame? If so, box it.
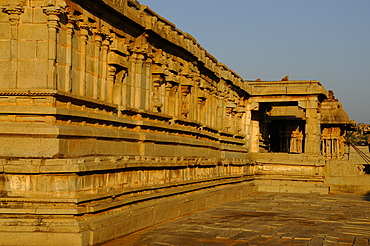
[139,0,370,124]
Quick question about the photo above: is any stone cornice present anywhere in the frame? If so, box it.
[246,80,328,97]
[67,0,249,94]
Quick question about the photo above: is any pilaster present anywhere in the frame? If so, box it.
[92,28,103,99]
[2,5,23,88]
[78,18,89,96]
[43,6,64,89]
[64,14,76,92]
[100,38,111,101]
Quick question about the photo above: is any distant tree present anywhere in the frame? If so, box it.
[348,123,369,146]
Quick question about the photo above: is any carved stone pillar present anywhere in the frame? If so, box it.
[78,19,89,96]
[164,81,172,115]
[107,65,117,103]
[64,14,75,92]
[244,102,253,150]
[197,93,207,126]
[129,52,145,109]
[249,102,260,153]
[100,38,111,101]
[223,102,232,133]
[43,6,64,89]
[180,85,191,118]
[215,95,224,130]
[143,58,153,110]
[235,105,245,135]
[152,76,164,112]
[2,5,23,88]
[93,29,103,99]
[304,97,321,154]
[113,69,128,107]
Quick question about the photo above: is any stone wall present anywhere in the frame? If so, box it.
[0,0,255,244]
[0,0,367,245]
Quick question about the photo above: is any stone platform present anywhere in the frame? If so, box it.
[104,193,370,246]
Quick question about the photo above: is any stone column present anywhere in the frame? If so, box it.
[64,15,75,92]
[93,29,103,99]
[190,76,201,122]
[43,6,64,89]
[151,77,161,112]
[100,38,110,101]
[180,85,191,118]
[216,95,224,130]
[2,5,23,88]
[128,52,145,109]
[143,58,153,110]
[107,65,116,103]
[164,81,172,115]
[113,69,128,108]
[304,97,321,154]
[248,102,260,153]
[78,19,89,96]
[120,69,128,110]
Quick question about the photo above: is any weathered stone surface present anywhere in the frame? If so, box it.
[0,0,367,245]
[105,193,370,246]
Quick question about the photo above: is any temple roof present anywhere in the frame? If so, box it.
[320,100,353,125]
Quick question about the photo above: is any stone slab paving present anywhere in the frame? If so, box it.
[103,193,370,245]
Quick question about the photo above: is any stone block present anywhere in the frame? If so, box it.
[123,141,142,156]
[18,23,47,41]
[36,40,48,59]
[18,40,37,59]
[0,41,10,60]
[33,7,48,23]
[257,184,280,193]
[18,24,34,40]
[67,139,96,157]
[0,232,84,246]
[143,142,156,156]
[54,175,73,192]
[0,23,10,39]
[279,185,328,194]
[0,61,12,88]
[152,202,181,224]
[85,74,94,97]
[95,139,120,156]
[0,137,59,158]
[57,29,67,45]
[57,43,66,62]
[0,11,8,22]
[17,60,48,88]
[19,6,32,23]
[57,65,66,90]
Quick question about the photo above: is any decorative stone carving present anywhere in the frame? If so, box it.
[152,74,164,112]
[2,5,23,24]
[180,85,191,118]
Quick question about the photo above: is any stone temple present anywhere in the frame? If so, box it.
[0,0,369,245]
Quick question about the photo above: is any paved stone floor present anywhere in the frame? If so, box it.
[103,193,370,245]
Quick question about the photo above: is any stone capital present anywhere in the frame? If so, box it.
[43,6,65,29]
[2,5,23,25]
[43,5,65,16]
[2,5,23,15]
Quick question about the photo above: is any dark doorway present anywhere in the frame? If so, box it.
[268,120,305,153]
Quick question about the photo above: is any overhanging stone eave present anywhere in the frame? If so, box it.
[248,91,327,97]
[246,80,328,97]
[77,0,247,94]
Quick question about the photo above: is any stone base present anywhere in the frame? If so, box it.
[0,181,256,246]
[325,160,370,194]
[255,178,329,194]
